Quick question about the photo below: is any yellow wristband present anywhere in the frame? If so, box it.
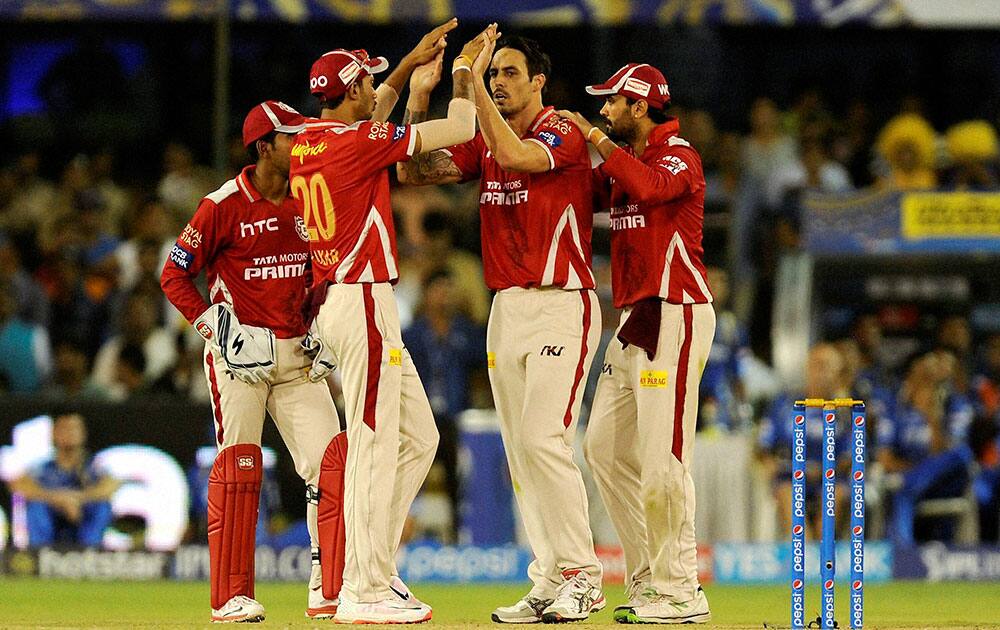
[586,126,601,143]
[453,55,474,71]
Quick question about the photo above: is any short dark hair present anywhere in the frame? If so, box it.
[496,36,551,87]
[319,93,346,112]
[247,131,277,163]
[625,97,671,124]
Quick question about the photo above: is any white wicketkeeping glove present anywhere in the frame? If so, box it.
[194,303,276,384]
[300,320,336,382]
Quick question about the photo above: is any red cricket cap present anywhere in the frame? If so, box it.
[309,49,389,101]
[585,63,671,110]
[242,101,306,148]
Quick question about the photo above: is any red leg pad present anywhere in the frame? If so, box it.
[318,431,348,600]
[208,443,263,610]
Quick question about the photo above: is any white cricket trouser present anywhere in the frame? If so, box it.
[315,282,438,603]
[488,287,602,596]
[204,336,340,487]
[584,302,715,602]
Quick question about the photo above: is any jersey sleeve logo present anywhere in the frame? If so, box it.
[291,140,329,164]
[392,125,407,141]
[170,243,195,270]
[295,215,310,242]
[536,130,563,148]
[659,155,689,175]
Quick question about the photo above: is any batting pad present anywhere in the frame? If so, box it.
[208,443,263,610]
[318,431,348,600]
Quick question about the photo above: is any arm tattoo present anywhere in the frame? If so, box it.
[401,107,462,184]
[452,67,474,102]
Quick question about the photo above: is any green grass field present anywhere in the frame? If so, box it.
[0,579,998,628]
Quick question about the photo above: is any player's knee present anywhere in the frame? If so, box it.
[582,433,608,476]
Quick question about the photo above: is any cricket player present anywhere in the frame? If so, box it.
[161,101,344,623]
[290,21,487,624]
[559,63,716,623]
[397,30,604,623]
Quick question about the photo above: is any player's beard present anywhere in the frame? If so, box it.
[605,116,636,145]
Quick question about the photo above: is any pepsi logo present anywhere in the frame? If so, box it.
[825,413,835,423]
[853,526,863,536]
[854,471,864,481]
[792,579,803,589]
[855,416,865,426]
[825,469,835,479]
[795,415,804,425]
[793,525,804,535]
[852,580,862,590]
[824,580,834,590]
[794,470,805,480]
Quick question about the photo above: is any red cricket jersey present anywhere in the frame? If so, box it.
[289,117,416,286]
[593,119,713,308]
[444,106,595,291]
[160,165,311,338]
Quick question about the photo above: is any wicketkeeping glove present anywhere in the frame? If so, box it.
[300,321,336,382]
[194,303,276,384]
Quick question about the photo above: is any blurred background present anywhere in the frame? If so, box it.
[1,0,999,585]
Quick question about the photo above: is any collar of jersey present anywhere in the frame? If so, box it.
[645,117,681,150]
[236,165,263,203]
[525,106,557,137]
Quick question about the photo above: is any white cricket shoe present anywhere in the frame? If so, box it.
[211,595,265,623]
[613,581,654,623]
[390,575,432,614]
[540,571,606,623]
[334,591,432,624]
[491,594,555,624]
[306,564,339,619]
[626,588,711,624]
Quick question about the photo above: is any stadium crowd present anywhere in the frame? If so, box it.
[1,91,999,546]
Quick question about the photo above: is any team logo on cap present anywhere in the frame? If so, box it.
[623,77,651,97]
[854,471,864,481]
[794,414,804,425]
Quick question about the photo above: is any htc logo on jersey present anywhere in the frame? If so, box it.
[240,218,279,238]
[540,345,565,357]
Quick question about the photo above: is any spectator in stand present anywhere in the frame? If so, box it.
[968,416,1000,542]
[157,142,214,230]
[421,210,490,324]
[0,150,55,237]
[831,100,876,188]
[7,412,120,547]
[42,341,107,400]
[875,113,938,190]
[758,343,850,538]
[37,156,94,255]
[699,265,749,432]
[974,333,1000,419]
[741,97,798,199]
[943,120,1000,191]
[402,268,486,537]
[878,351,975,544]
[0,231,49,326]
[853,312,894,393]
[89,148,130,236]
[116,197,174,293]
[89,292,178,400]
[0,278,52,392]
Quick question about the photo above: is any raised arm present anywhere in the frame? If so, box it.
[373,18,457,122]
[396,52,464,185]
